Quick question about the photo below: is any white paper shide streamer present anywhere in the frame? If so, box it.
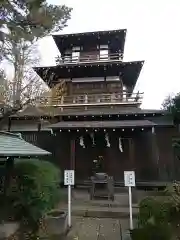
[90,133,95,146]
[105,133,110,147]
[79,136,85,148]
[119,137,123,152]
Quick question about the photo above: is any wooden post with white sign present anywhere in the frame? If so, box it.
[64,170,75,228]
[124,171,135,230]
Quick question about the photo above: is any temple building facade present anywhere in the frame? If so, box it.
[0,29,178,187]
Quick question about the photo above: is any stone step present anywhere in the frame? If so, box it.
[62,206,138,219]
[72,200,138,208]
[71,191,138,206]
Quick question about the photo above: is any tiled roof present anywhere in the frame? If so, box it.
[9,105,167,118]
[45,107,165,116]
[13,105,48,117]
[49,120,156,129]
[0,131,51,157]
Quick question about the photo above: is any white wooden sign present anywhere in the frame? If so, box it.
[64,170,75,186]
[64,170,75,228]
[124,171,135,187]
[124,171,136,230]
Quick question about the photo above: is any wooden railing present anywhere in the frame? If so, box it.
[56,52,123,65]
[36,92,143,107]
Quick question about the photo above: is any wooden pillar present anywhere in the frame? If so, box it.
[129,137,135,170]
[70,137,76,194]
[70,138,75,170]
[4,157,14,195]
[104,68,107,93]
[8,118,11,132]
[119,73,123,100]
[129,137,137,203]
[151,127,160,180]
[69,78,73,95]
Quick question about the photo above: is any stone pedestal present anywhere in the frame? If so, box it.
[43,210,68,238]
[0,222,19,239]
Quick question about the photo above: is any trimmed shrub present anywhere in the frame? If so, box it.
[6,159,61,236]
[133,196,173,239]
[138,197,171,227]
[130,224,172,240]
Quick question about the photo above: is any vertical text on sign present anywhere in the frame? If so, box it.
[64,170,75,185]
[124,171,135,187]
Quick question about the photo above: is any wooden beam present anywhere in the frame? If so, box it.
[70,138,75,170]
[129,138,135,170]
[151,127,160,180]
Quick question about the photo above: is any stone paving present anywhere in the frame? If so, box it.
[60,189,138,239]
[59,189,139,219]
[66,217,131,240]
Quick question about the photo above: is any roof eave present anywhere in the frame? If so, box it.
[49,120,156,129]
[0,153,51,157]
[34,60,144,88]
[52,29,127,55]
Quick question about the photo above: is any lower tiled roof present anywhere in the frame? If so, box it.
[49,120,156,129]
[9,105,166,118]
[0,131,51,157]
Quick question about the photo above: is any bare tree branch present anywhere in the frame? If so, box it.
[0,0,72,128]
[0,38,49,128]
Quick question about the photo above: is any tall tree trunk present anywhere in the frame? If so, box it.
[12,44,23,108]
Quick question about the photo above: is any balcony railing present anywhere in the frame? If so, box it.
[56,52,123,65]
[36,92,143,107]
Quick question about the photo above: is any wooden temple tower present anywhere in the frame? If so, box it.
[1,29,178,187]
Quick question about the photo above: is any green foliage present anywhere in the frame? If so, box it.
[138,197,170,227]
[165,182,180,225]
[6,159,61,231]
[0,0,72,42]
[0,0,72,74]
[0,0,72,120]
[133,183,180,239]
[162,93,180,123]
[133,196,172,239]
[130,224,172,240]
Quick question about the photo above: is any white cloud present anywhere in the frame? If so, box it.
[38,0,180,109]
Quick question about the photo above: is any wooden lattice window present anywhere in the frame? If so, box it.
[22,133,38,145]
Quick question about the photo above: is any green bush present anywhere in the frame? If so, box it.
[165,182,180,213]
[165,182,180,237]
[133,183,180,239]
[6,159,61,235]
[138,197,170,227]
[134,196,173,239]
[130,224,172,240]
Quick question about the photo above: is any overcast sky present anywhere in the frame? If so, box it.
[38,0,180,109]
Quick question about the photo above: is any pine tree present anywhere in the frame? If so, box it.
[0,0,72,126]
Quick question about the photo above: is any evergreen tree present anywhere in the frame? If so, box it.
[0,0,72,126]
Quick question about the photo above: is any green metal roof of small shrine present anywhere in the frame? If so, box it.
[0,131,51,157]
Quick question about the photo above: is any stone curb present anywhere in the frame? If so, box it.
[62,209,138,219]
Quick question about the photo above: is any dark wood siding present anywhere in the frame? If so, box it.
[9,125,178,185]
[156,127,177,181]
